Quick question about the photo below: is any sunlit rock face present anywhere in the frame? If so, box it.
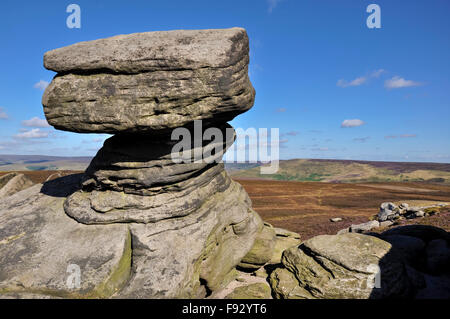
[0,28,277,299]
[42,28,255,134]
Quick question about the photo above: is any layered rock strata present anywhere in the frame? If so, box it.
[0,28,278,298]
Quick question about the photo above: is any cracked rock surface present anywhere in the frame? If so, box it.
[0,28,274,299]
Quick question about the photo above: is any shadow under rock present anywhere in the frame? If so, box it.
[367,225,450,299]
[40,173,83,198]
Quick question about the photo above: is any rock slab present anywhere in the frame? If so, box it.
[43,28,255,133]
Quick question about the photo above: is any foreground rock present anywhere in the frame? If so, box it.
[238,222,276,270]
[270,233,411,299]
[225,283,272,299]
[269,227,301,265]
[0,173,34,199]
[350,220,380,233]
[0,176,131,298]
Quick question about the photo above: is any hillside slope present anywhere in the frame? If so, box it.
[228,159,450,184]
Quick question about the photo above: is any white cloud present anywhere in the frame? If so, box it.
[268,0,282,13]
[337,69,387,88]
[384,76,422,89]
[276,107,287,113]
[0,107,8,119]
[14,128,49,139]
[311,147,329,152]
[337,77,367,88]
[371,69,386,78]
[341,119,365,128]
[33,80,49,90]
[22,117,50,127]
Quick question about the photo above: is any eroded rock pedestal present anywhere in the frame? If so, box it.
[0,28,280,298]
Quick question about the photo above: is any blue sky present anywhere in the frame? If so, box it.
[0,0,449,162]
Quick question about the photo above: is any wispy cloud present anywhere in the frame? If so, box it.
[371,69,385,78]
[337,69,386,88]
[384,76,422,89]
[267,0,282,13]
[311,147,329,152]
[33,80,49,90]
[337,77,367,88]
[353,136,370,143]
[0,107,7,120]
[385,134,417,139]
[14,128,49,139]
[341,119,365,128]
[22,117,50,128]
[276,107,287,113]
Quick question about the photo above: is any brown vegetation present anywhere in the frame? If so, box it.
[234,178,450,240]
[2,171,448,241]
[0,170,81,184]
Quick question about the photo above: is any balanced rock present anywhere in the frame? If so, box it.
[65,123,237,225]
[0,28,274,299]
[43,28,255,134]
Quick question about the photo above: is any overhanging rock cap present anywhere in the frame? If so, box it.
[44,28,249,73]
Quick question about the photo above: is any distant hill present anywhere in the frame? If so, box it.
[228,159,450,184]
[2,156,450,184]
[0,155,92,171]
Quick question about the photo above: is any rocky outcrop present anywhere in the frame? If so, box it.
[238,221,277,270]
[269,227,450,299]
[225,283,272,299]
[379,225,450,298]
[0,176,131,298]
[349,220,380,233]
[269,227,301,265]
[270,233,412,299]
[377,202,447,222]
[0,173,34,199]
[0,28,272,299]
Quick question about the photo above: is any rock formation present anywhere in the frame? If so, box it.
[0,28,278,298]
[377,201,447,222]
[269,227,450,299]
[270,233,413,299]
[1,28,448,300]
